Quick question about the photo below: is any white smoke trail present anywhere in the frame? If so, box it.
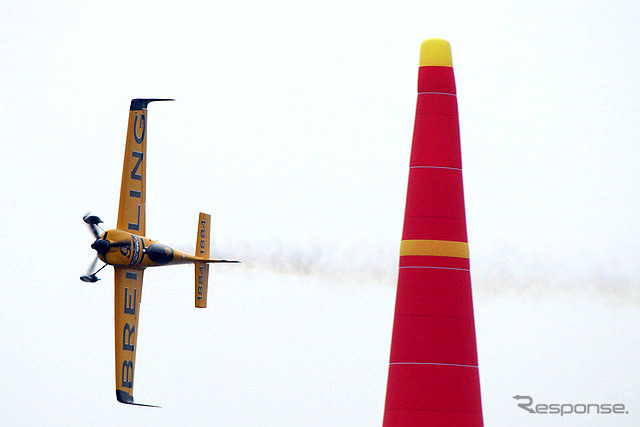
[203,238,640,306]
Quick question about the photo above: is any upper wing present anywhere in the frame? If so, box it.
[114,266,147,405]
[116,99,173,236]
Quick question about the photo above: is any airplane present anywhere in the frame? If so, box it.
[81,98,239,406]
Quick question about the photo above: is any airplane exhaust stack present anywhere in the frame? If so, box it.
[382,39,483,426]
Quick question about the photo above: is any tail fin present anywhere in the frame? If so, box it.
[195,212,211,308]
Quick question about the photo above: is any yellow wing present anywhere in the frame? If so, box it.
[114,266,145,405]
[116,99,173,236]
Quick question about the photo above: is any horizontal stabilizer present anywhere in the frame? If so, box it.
[194,213,241,308]
[195,213,211,308]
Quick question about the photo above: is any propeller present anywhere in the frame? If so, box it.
[83,213,103,239]
[80,255,102,283]
[81,213,133,282]
[81,213,108,283]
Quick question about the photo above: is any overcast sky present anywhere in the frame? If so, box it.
[1,1,639,425]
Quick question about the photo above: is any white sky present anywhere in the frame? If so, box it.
[1,0,639,425]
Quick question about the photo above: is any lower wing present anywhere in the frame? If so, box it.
[113,267,158,406]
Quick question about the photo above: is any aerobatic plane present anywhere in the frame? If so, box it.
[81,98,239,406]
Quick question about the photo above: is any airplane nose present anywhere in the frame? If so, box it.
[91,239,110,254]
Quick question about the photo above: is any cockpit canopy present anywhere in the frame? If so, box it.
[145,243,174,264]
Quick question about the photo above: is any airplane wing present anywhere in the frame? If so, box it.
[116,99,173,236]
[114,266,154,406]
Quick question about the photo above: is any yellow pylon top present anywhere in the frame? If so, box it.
[419,38,453,67]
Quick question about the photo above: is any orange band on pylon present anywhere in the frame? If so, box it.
[400,239,469,258]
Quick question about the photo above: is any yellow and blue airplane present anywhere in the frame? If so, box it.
[81,98,239,406]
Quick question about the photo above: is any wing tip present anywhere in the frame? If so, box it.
[116,390,161,408]
[116,390,134,404]
[130,98,175,111]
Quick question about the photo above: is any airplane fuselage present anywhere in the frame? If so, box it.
[97,229,201,268]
